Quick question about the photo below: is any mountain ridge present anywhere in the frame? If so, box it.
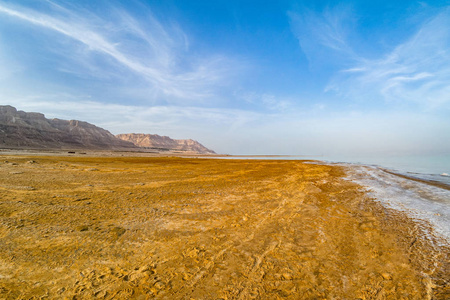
[0,105,135,150]
[0,105,215,154]
[116,133,215,154]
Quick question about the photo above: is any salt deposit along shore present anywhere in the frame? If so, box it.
[0,155,448,299]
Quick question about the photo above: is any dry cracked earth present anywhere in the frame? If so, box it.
[0,155,448,299]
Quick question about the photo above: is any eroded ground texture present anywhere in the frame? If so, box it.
[0,156,448,299]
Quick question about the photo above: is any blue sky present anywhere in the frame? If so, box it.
[0,0,449,155]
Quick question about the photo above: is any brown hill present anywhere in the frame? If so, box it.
[116,133,216,154]
[0,105,136,150]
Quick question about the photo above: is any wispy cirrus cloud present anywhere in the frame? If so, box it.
[0,1,241,103]
[290,6,450,109]
[237,92,293,112]
[330,8,450,108]
[288,5,360,68]
[7,95,262,135]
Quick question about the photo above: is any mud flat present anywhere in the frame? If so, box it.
[0,156,448,299]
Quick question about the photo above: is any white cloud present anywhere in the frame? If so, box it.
[330,13,450,107]
[0,1,242,103]
[237,92,293,112]
[339,9,449,108]
[290,5,450,109]
[288,5,360,68]
[6,95,262,134]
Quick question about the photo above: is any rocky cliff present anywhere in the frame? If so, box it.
[116,133,216,154]
[0,105,136,150]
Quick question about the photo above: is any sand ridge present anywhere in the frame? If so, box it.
[0,156,448,299]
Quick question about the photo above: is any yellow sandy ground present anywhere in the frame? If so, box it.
[0,156,448,299]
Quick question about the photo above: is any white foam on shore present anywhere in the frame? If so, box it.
[345,164,450,244]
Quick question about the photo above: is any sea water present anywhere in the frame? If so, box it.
[311,154,450,186]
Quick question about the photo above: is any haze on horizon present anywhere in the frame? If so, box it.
[0,0,449,156]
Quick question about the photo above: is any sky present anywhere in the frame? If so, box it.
[0,0,449,155]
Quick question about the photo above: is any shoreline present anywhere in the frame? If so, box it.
[210,155,450,191]
[343,163,450,243]
[0,154,448,298]
[2,149,449,186]
[380,168,450,191]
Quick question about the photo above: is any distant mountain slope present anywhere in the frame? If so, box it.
[0,105,136,150]
[116,133,216,154]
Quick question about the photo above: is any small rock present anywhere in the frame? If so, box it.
[76,225,89,232]
[138,265,151,273]
[381,273,392,280]
[112,226,126,237]
[18,186,35,190]
[154,281,164,289]
[74,197,90,202]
